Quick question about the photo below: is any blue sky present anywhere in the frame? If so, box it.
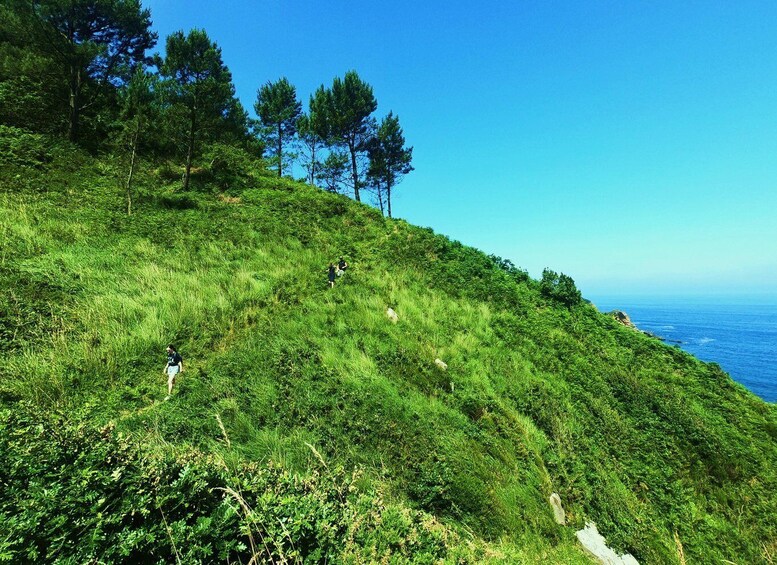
[145,1,777,300]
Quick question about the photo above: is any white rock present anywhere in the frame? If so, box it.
[549,492,566,525]
[434,358,448,370]
[386,307,398,323]
[575,522,639,565]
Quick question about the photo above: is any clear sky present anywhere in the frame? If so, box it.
[144,1,777,300]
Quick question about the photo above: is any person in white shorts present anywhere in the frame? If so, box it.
[163,344,183,398]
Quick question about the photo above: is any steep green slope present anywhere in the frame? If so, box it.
[1,128,776,563]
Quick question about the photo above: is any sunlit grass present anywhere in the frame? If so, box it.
[0,145,775,564]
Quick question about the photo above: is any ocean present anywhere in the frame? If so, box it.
[589,297,777,403]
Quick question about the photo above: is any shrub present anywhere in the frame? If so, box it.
[489,254,530,283]
[0,75,66,134]
[202,142,263,192]
[155,162,182,182]
[0,404,486,563]
[0,126,52,168]
[540,268,582,306]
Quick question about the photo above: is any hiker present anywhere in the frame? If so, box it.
[328,263,336,288]
[163,344,183,398]
[337,256,348,276]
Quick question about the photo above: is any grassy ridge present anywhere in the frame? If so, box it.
[1,128,775,563]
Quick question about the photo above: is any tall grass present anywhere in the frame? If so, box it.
[0,138,775,563]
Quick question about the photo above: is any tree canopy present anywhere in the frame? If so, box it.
[255,77,302,177]
[367,112,413,218]
[157,28,247,190]
[540,268,582,306]
[21,0,156,142]
[0,3,413,214]
[315,71,377,202]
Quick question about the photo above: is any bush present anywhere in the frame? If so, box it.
[154,162,182,182]
[202,143,263,192]
[0,126,52,168]
[489,254,530,283]
[540,268,582,306]
[0,77,66,134]
[0,404,485,563]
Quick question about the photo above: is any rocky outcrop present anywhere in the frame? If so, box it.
[610,310,636,329]
[575,522,639,565]
[549,493,566,525]
[547,493,636,562]
[608,310,683,344]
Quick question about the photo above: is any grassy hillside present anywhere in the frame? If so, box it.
[1,127,776,563]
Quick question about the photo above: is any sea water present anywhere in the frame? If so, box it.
[590,296,777,403]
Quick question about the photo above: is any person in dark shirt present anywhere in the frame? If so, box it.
[337,257,348,275]
[328,263,336,288]
[164,344,183,398]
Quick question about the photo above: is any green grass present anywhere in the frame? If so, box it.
[1,127,775,563]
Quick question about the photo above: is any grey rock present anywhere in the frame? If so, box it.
[549,492,566,525]
[610,310,636,329]
[575,522,639,565]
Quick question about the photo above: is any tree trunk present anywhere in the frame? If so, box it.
[184,100,197,191]
[68,65,80,143]
[277,123,283,177]
[376,181,385,216]
[309,143,316,185]
[387,182,392,218]
[126,124,140,215]
[349,138,360,202]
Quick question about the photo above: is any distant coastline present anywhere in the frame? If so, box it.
[590,296,777,403]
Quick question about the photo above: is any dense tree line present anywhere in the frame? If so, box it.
[0,0,413,215]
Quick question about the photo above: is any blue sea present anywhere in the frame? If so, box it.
[590,297,777,403]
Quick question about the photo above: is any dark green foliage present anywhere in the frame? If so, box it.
[0,126,53,169]
[115,68,159,214]
[314,71,378,201]
[157,29,249,190]
[316,150,349,193]
[297,109,326,185]
[541,268,582,306]
[0,126,87,190]
[0,51,66,134]
[0,265,71,354]
[201,142,261,192]
[0,404,488,563]
[367,111,414,217]
[254,77,302,177]
[6,0,156,143]
[489,254,530,283]
[0,4,66,133]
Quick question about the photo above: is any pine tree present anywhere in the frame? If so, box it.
[0,2,66,133]
[316,151,349,193]
[19,0,156,142]
[158,29,247,190]
[317,71,377,202]
[254,77,301,177]
[116,68,157,214]
[367,112,413,218]
[297,106,326,186]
